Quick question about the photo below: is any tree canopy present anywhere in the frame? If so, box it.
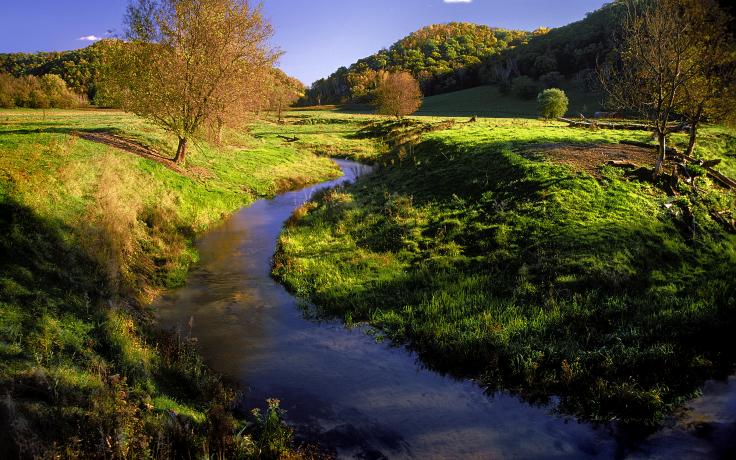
[375,72,423,119]
[302,23,529,105]
[104,0,277,164]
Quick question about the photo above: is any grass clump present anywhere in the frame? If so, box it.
[274,117,736,426]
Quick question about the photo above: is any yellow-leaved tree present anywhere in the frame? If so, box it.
[105,0,278,164]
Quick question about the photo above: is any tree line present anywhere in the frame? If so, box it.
[301,23,531,106]
[0,73,84,108]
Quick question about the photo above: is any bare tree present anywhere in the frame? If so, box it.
[106,0,277,164]
[680,0,736,155]
[600,0,700,176]
[375,72,423,120]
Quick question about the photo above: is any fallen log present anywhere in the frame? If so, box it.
[710,210,736,233]
[559,118,689,132]
[702,159,722,168]
[618,140,736,189]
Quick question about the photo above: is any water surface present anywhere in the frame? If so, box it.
[155,159,734,459]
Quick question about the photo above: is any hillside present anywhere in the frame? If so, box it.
[303,2,629,108]
[303,23,529,105]
[273,115,736,425]
[0,109,359,457]
[0,40,115,100]
[416,83,602,117]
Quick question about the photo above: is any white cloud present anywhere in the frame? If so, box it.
[444,0,472,3]
[78,35,101,41]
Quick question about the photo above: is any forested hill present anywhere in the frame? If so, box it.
[0,40,115,100]
[303,23,530,105]
[302,2,628,106]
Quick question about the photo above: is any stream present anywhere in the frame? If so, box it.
[154,159,735,459]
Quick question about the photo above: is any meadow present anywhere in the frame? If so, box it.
[0,108,354,458]
[1,101,735,456]
[273,113,736,426]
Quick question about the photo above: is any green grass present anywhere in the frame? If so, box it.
[274,115,736,426]
[333,82,604,118]
[0,108,342,458]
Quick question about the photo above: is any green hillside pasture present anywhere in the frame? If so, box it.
[417,83,602,118]
[274,117,736,425]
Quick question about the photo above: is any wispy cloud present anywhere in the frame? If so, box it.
[444,0,472,3]
[78,35,101,41]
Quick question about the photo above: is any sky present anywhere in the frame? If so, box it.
[0,0,608,85]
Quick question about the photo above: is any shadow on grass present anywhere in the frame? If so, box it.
[0,126,123,136]
[0,191,105,456]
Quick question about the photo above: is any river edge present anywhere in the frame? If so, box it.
[154,158,736,459]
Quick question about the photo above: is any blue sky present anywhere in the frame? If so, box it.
[0,0,608,85]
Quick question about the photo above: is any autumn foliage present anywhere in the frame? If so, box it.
[375,72,423,119]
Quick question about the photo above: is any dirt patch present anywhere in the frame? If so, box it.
[76,131,187,175]
[524,143,673,178]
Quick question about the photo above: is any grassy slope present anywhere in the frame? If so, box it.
[0,109,344,458]
[274,115,736,425]
[417,82,603,118]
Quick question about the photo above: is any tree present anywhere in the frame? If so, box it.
[375,71,422,119]
[679,0,736,155]
[511,76,540,99]
[599,0,701,176]
[106,0,277,164]
[537,88,569,119]
[268,69,304,123]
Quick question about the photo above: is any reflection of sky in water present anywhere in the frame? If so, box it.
[154,159,735,459]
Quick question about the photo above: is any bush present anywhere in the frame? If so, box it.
[511,76,540,99]
[537,88,569,119]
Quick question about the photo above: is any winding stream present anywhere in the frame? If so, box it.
[154,159,735,459]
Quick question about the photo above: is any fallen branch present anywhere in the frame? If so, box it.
[710,210,736,233]
[277,135,299,142]
[606,160,639,168]
[618,140,736,189]
[559,118,689,132]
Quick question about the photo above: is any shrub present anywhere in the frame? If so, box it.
[511,76,540,99]
[537,88,569,119]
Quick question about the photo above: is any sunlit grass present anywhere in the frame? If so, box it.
[274,113,736,425]
[0,107,343,457]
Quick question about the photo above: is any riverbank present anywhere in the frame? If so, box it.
[0,109,352,457]
[274,115,736,427]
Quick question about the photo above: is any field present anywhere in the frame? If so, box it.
[417,83,603,118]
[335,82,604,119]
[2,101,735,456]
[0,109,350,457]
[273,113,736,425]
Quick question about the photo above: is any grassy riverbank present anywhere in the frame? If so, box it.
[274,114,736,425]
[0,109,346,458]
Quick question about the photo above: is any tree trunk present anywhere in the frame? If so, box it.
[685,108,702,156]
[216,120,224,145]
[654,132,666,178]
[174,137,188,164]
